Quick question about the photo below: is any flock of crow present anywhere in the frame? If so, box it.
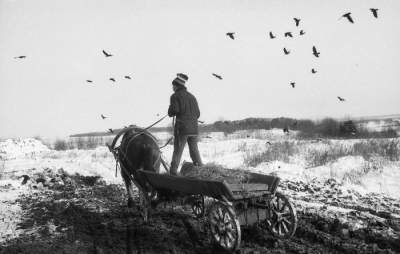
[85,50,132,83]
[225,8,380,103]
[12,8,380,134]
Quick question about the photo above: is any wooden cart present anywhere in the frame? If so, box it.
[134,162,297,252]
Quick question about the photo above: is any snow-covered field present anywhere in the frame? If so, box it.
[1,132,399,253]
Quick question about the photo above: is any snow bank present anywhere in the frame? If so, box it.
[2,136,399,199]
[253,156,400,198]
[0,138,50,160]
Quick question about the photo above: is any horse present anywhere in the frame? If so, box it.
[109,127,161,208]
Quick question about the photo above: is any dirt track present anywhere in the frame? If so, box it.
[0,171,399,254]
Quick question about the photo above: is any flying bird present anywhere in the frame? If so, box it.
[14,56,26,59]
[337,96,346,102]
[311,68,317,74]
[226,32,235,40]
[283,48,291,55]
[109,78,116,82]
[312,46,320,57]
[266,141,272,145]
[269,31,276,39]
[294,18,301,27]
[102,50,113,57]
[212,73,223,80]
[86,80,93,83]
[124,75,131,79]
[108,128,114,134]
[341,12,354,23]
[290,82,295,88]
[101,114,107,119]
[284,32,293,38]
[299,30,305,35]
[370,8,379,18]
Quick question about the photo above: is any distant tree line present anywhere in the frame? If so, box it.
[70,117,398,139]
[199,117,398,139]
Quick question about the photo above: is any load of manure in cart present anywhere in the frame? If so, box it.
[180,162,251,184]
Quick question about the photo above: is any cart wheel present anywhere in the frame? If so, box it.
[191,195,205,218]
[208,201,241,251]
[265,192,297,238]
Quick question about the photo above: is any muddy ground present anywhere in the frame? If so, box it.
[0,170,399,254]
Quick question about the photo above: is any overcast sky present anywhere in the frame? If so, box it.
[1,0,399,138]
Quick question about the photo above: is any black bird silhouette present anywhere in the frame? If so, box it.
[284,32,293,38]
[290,82,295,88]
[108,128,114,134]
[269,31,276,39]
[212,73,223,80]
[86,80,93,83]
[311,68,317,74]
[14,56,26,59]
[226,32,235,40]
[312,46,320,57]
[198,120,205,124]
[20,175,30,185]
[109,78,116,82]
[124,75,131,79]
[266,141,272,145]
[299,30,305,35]
[101,114,107,119]
[294,18,301,27]
[341,12,354,23]
[337,96,346,102]
[370,8,379,18]
[283,48,290,55]
[102,50,113,57]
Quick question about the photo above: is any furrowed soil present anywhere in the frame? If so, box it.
[1,170,399,254]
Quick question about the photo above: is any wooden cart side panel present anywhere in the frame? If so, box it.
[137,170,235,200]
[247,173,280,193]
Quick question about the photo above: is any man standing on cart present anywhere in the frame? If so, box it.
[168,73,203,175]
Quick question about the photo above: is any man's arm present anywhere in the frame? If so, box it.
[195,98,200,119]
[168,94,179,117]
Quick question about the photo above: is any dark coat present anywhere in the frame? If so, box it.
[168,86,200,135]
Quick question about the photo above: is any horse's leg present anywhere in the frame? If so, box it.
[121,166,135,208]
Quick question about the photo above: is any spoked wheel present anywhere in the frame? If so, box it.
[191,195,205,219]
[208,201,241,252]
[265,192,297,238]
